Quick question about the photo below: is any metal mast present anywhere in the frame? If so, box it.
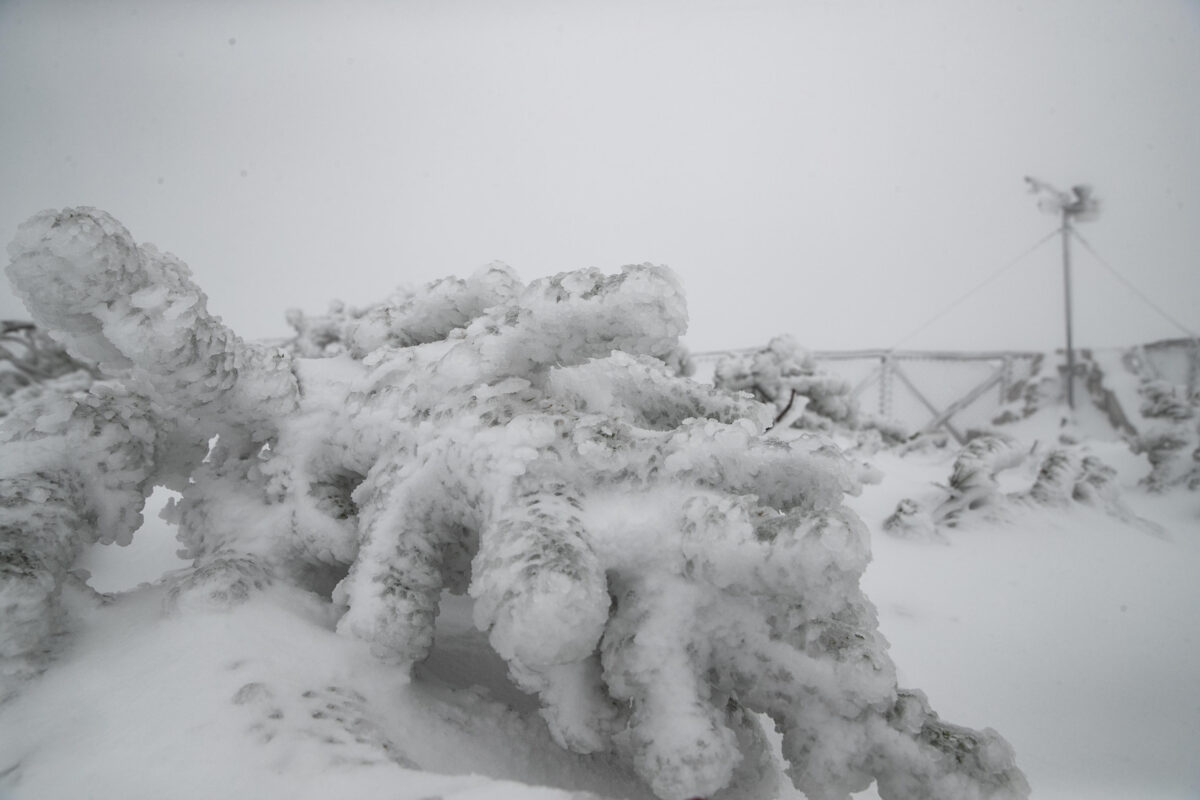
[1060,206,1075,409]
[1024,177,1100,410]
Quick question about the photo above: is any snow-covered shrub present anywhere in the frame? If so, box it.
[0,369,158,696]
[284,266,696,378]
[848,416,911,457]
[284,262,523,359]
[712,336,910,460]
[886,434,1156,538]
[1134,379,1200,492]
[990,355,1052,426]
[884,434,1023,537]
[3,207,1029,800]
[0,321,96,417]
[714,335,860,431]
[939,435,1027,525]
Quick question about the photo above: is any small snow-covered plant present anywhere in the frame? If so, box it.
[284,274,697,378]
[886,434,1157,538]
[990,355,1050,426]
[1024,448,1161,533]
[939,435,1027,525]
[1134,379,1200,492]
[0,320,96,416]
[0,368,157,695]
[284,263,524,359]
[714,334,860,431]
[712,335,909,459]
[884,434,1025,537]
[3,207,1029,800]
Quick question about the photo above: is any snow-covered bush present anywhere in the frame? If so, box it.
[1134,379,1200,492]
[885,434,1157,538]
[0,320,96,417]
[284,263,524,359]
[713,335,860,431]
[0,368,157,696]
[284,273,697,378]
[990,355,1052,426]
[3,207,1029,800]
[712,336,910,461]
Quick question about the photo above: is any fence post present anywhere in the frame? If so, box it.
[1188,341,1199,396]
[1000,356,1012,405]
[880,354,892,418]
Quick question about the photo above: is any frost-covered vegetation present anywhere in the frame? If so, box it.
[713,336,859,431]
[1134,379,1200,492]
[0,321,96,417]
[878,429,1166,542]
[712,336,907,457]
[883,433,1162,540]
[0,208,1036,799]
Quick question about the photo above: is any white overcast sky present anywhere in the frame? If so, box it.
[1,0,1197,353]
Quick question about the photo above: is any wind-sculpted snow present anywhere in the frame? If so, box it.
[3,207,1029,800]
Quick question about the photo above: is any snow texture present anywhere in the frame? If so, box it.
[2,207,1029,800]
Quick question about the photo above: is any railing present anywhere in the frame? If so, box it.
[693,348,1045,444]
[1136,338,1200,395]
[817,349,1045,443]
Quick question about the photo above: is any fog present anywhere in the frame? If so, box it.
[2,0,1197,353]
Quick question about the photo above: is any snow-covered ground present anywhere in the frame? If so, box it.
[851,442,1200,800]
[2,421,1198,800]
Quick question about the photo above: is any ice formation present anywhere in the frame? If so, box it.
[2,207,1029,800]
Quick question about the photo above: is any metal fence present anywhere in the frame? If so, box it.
[694,348,1045,444]
[696,338,1200,444]
[1135,338,1200,394]
[815,349,1045,442]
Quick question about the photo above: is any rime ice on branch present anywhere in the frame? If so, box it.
[3,207,1029,800]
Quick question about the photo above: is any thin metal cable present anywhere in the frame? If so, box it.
[1070,229,1199,340]
[886,227,1061,352]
